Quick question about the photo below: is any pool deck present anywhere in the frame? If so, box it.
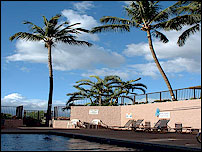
[2,127,201,152]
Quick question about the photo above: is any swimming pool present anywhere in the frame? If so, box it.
[1,134,142,151]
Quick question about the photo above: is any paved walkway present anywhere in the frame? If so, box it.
[2,127,201,152]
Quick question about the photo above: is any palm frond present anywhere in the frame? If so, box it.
[154,13,200,31]
[75,82,94,87]
[55,23,87,37]
[127,78,141,83]
[42,16,49,26]
[177,24,200,46]
[76,79,94,83]
[75,28,90,33]
[89,75,102,82]
[55,21,69,31]
[132,86,146,94]
[100,16,133,25]
[91,24,130,33]
[55,36,92,46]
[149,1,186,24]
[9,32,43,41]
[49,14,61,26]
[152,30,169,43]
[23,21,45,35]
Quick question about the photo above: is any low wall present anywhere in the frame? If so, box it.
[70,99,201,129]
[52,120,75,129]
[3,119,23,129]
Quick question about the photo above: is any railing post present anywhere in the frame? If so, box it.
[193,88,196,99]
[54,106,58,120]
[16,106,23,119]
[146,94,148,103]
[121,97,124,105]
[133,96,136,105]
[175,90,178,101]
[160,92,161,101]
[37,111,40,120]
[24,110,26,117]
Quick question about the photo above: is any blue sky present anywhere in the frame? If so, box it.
[1,1,201,110]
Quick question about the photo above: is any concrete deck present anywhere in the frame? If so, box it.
[1,127,201,152]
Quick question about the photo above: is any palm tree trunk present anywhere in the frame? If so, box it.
[46,43,53,126]
[99,95,102,106]
[110,98,113,105]
[146,30,176,101]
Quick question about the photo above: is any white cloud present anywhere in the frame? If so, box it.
[123,26,201,61]
[1,93,66,110]
[81,67,140,80]
[4,93,24,101]
[123,26,201,76]
[128,57,201,78]
[6,40,125,71]
[6,5,127,73]
[81,68,130,80]
[128,63,159,78]
[61,9,100,41]
[73,1,95,13]
[122,1,133,5]
[6,40,47,63]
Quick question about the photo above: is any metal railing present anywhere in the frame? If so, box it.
[132,86,201,105]
[68,86,201,106]
[24,110,48,120]
[54,106,70,120]
[1,106,23,118]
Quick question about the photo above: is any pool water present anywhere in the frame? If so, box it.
[1,134,142,151]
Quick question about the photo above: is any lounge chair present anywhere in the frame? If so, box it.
[110,119,135,130]
[131,119,144,131]
[92,119,112,129]
[143,121,151,132]
[71,119,85,128]
[174,123,183,133]
[151,119,170,133]
[173,123,192,133]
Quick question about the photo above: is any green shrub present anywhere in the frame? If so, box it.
[1,113,13,119]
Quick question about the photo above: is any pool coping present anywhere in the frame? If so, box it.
[2,129,201,152]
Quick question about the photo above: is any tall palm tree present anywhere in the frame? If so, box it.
[9,14,92,126]
[91,1,186,101]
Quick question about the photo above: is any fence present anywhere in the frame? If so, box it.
[24,110,48,120]
[68,86,201,106]
[54,106,70,120]
[1,87,200,120]
[1,106,23,119]
[133,86,201,104]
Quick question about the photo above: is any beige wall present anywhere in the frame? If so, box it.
[71,106,121,126]
[52,120,75,128]
[70,99,201,129]
[121,99,201,129]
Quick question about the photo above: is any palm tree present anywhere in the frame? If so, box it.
[67,75,147,106]
[168,1,201,46]
[109,77,147,104]
[9,14,92,126]
[66,85,96,106]
[91,1,187,101]
[73,75,109,106]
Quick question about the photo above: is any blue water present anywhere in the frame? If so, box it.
[1,134,142,151]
